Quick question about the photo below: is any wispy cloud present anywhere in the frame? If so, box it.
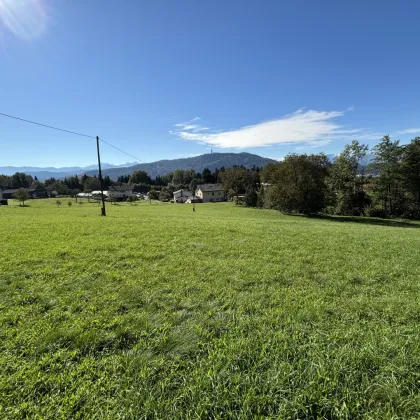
[0,0,48,41]
[170,109,380,149]
[394,128,420,136]
[174,122,209,132]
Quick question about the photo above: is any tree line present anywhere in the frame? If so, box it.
[258,136,420,219]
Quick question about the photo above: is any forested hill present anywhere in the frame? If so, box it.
[84,153,276,179]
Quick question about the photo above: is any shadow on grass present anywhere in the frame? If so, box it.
[291,213,420,229]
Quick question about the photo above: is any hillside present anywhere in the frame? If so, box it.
[84,152,276,179]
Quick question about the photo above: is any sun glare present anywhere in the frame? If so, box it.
[0,0,47,41]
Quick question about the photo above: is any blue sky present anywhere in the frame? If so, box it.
[1,0,420,167]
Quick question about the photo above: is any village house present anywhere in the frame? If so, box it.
[1,188,19,200]
[0,185,48,200]
[195,184,225,203]
[92,185,133,202]
[173,189,193,203]
[28,184,48,198]
[106,185,133,201]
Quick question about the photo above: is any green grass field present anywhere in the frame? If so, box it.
[1,199,419,419]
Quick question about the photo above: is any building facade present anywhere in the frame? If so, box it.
[195,184,225,203]
[173,189,193,203]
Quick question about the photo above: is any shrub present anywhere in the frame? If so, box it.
[244,189,258,207]
[364,206,387,218]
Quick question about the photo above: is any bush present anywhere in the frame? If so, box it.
[323,206,337,215]
[364,206,387,218]
[244,189,258,207]
[149,189,159,200]
[127,196,138,205]
[256,187,265,208]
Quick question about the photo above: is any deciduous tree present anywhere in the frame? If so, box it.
[265,154,329,214]
[14,188,28,206]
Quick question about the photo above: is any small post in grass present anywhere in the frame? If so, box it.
[96,136,106,216]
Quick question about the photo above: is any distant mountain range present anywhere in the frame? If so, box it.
[0,162,136,180]
[83,153,276,179]
[1,153,274,180]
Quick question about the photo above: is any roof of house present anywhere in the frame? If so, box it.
[196,183,224,192]
[2,189,19,194]
[173,189,193,195]
[109,185,133,192]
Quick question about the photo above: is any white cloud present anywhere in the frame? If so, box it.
[174,123,209,132]
[0,0,48,41]
[394,128,420,135]
[170,109,380,149]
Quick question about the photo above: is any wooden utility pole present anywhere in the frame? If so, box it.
[96,136,106,216]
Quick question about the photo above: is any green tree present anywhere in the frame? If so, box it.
[256,185,265,208]
[129,170,151,185]
[44,177,57,188]
[260,162,283,184]
[83,177,101,193]
[117,175,130,184]
[401,137,420,218]
[64,175,82,190]
[11,172,33,189]
[265,154,329,214]
[55,181,69,196]
[220,167,258,204]
[202,168,215,183]
[0,174,11,187]
[328,140,370,215]
[159,188,172,201]
[127,195,138,205]
[14,188,29,206]
[372,135,404,216]
[189,179,198,196]
[244,188,258,207]
[172,169,184,185]
[149,189,159,200]
[103,175,113,189]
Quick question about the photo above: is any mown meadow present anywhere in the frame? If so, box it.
[1,199,419,419]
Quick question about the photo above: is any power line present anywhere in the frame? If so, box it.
[0,111,95,139]
[99,138,143,163]
[0,111,143,163]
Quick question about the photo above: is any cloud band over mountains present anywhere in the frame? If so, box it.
[171,109,419,149]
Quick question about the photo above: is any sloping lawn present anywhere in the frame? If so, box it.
[1,199,419,419]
